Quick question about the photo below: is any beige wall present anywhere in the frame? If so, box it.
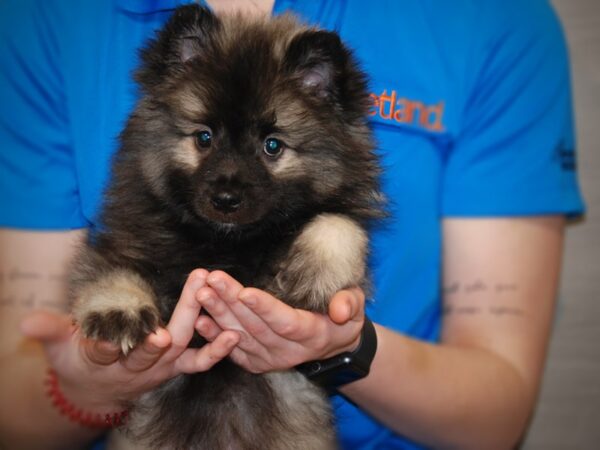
[524,1,600,448]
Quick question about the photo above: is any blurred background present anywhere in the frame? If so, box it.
[523,1,600,448]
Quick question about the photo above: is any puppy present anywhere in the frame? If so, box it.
[70,5,382,450]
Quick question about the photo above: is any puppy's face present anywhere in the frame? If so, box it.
[128,7,373,230]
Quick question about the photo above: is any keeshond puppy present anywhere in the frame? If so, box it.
[70,5,382,450]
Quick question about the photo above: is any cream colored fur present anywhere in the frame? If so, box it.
[273,213,367,311]
[172,136,202,171]
[72,270,157,353]
[264,371,336,449]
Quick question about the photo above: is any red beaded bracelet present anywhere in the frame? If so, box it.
[45,368,128,428]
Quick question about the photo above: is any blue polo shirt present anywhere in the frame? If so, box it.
[0,1,584,449]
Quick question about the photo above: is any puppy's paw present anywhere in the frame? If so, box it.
[80,306,160,354]
[272,213,368,312]
[72,270,160,354]
[272,262,328,313]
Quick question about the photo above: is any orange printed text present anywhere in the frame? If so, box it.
[369,90,445,132]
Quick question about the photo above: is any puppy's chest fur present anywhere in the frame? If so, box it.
[93,216,299,319]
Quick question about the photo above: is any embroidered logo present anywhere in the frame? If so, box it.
[369,90,445,133]
[553,141,577,172]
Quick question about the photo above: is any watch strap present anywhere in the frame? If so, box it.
[297,316,377,389]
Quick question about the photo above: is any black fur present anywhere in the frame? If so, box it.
[70,6,383,449]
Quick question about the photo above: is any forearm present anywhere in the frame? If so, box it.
[0,229,100,449]
[0,346,101,450]
[339,325,533,450]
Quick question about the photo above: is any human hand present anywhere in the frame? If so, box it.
[19,269,240,413]
[194,271,365,374]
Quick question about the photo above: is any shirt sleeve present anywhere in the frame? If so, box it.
[0,0,87,230]
[442,0,585,217]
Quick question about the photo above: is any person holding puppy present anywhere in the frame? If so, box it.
[0,1,584,449]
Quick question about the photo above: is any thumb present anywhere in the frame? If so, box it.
[21,311,121,365]
[328,288,365,325]
[20,311,74,342]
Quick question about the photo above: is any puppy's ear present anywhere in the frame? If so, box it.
[283,30,348,99]
[136,5,220,90]
[174,6,220,63]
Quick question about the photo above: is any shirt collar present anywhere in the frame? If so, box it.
[113,0,197,14]
[114,0,290,15]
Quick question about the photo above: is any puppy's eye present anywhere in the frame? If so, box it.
[264,137,284,157]
[195,130,212,149]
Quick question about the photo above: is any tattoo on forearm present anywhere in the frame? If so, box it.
[443,304,525,317]
[443,280,519,297]
[0,294,65,310]
[442,279,524,317]
[0,268,68,312]
[0,269,66,283]
[0,269,67,283]
[8,268,43,281]
[49,273,69,283]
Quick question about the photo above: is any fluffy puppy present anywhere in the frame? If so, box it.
[70,5,382,450]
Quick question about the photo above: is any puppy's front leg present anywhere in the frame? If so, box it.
[72,270,160,354]
[271,213,368,312]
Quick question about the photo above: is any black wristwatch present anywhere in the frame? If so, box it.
[297,316,378,390]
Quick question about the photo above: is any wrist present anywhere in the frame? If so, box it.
[339,319,364,354]
[59,373,126,412]
[46,369,128,428]
[297,316,378,390]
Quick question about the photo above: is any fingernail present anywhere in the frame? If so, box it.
[151,329,170,348]
[227,333,240,346]
[208,272,229,292]
[345,299,355,318]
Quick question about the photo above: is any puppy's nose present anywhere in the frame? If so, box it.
[211,191,242,212]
